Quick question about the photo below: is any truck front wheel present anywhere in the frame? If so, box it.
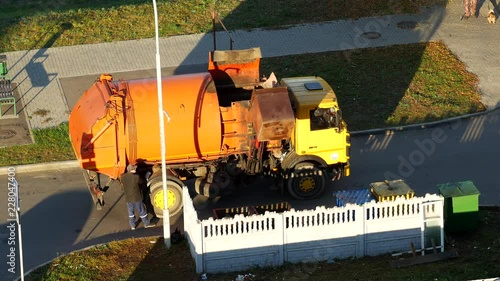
[287,162,326,200]
[149,179,183,218]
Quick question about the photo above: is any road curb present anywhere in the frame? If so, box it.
[0,160,79,175]
[350,106,498,136]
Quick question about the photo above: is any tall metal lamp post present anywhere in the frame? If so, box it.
[152,0,171,249]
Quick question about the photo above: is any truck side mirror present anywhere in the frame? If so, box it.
[336,109,342,127]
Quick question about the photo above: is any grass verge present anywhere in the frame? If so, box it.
[0,122,74,165]
[0,0,447,53]
[24,208,500,281]
[0,41,485,166]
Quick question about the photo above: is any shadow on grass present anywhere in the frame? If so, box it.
[127,237,198,281]
[170,1,448,132]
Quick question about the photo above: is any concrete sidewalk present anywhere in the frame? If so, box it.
[1,0,499,130]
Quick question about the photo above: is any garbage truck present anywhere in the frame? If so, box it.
[68,47,351,218]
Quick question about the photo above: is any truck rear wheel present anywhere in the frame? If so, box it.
[287,162,326,200]
[149,178,183,218]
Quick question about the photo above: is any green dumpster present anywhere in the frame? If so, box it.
[438,181,480,232]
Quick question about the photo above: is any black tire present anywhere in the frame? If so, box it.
[287,162,327,200]
[149,178,183,218]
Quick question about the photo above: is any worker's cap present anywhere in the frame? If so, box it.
[126,164,137,172]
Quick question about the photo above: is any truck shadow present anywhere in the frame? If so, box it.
[0,190,92,281]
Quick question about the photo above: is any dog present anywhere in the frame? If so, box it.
[488,9,496,24]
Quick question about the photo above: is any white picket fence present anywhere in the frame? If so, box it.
[182,187,444,274]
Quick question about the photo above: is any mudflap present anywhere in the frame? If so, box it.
[82,170,105,210]
[327,166,342,181]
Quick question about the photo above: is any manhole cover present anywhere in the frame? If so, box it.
[361,32,381,39]
[0,129,17,140]
[397,21,418,29]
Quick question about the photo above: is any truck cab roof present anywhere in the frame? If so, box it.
[280,76,338,109]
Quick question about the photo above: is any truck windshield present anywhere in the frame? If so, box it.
[310,107,340,130]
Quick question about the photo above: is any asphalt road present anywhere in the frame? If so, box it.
[0,168,181,281]
[341,110,500,207]
[1,108,498,280]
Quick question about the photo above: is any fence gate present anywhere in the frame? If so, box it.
[420,200,444,255]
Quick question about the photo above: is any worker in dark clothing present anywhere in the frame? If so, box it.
[121,164,155,230]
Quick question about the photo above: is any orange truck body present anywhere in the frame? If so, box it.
[69,72,247,179]
[69,47,350,213]
[69,48,293,180]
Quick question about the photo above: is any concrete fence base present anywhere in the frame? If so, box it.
[182,188,444,274]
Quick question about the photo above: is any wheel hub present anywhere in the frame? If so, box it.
[299,177,315,192]
[153,189,176,209]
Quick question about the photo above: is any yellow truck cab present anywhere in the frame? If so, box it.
[281,76,350,178]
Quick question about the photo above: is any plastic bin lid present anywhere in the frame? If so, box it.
[438,181,480,198]
[333,188,374,206]
[370,179,414,197]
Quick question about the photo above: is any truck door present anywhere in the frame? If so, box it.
[307,107,342,161]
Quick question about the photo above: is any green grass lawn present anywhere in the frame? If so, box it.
[0,0,447,53]
[0,122,74,165]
